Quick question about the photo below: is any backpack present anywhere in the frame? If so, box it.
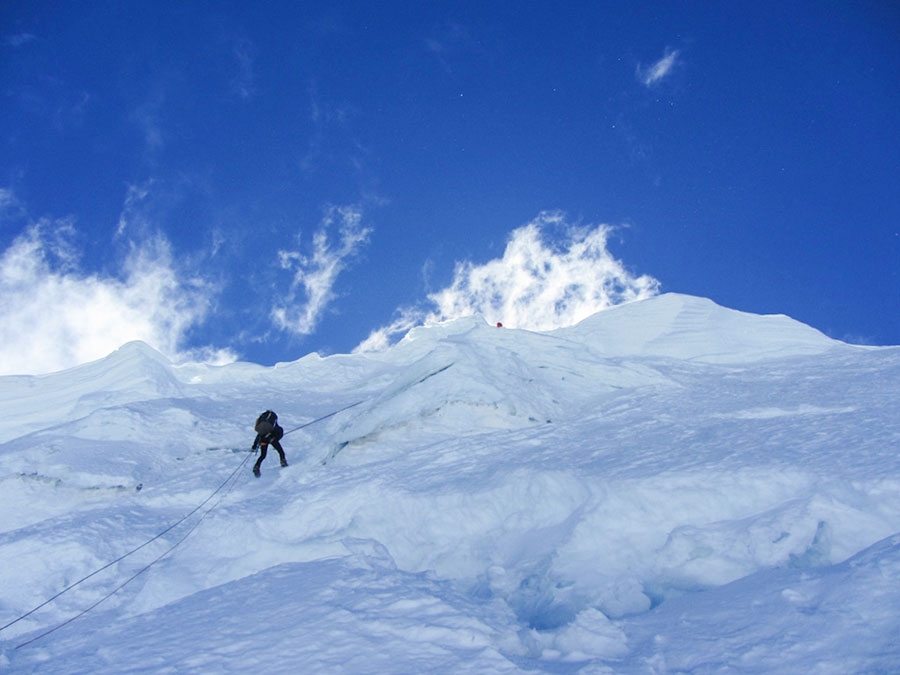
[255,410,278,436]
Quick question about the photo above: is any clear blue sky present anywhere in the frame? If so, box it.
[2,1,898,373]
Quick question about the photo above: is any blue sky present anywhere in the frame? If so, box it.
[2,1,898,374]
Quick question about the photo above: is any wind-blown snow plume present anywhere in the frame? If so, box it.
[272,205,372,336]
[0,221,228,375]
[428,213,659,327]
[356,212,659,351]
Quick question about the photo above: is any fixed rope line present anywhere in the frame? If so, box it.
[6,400,364,647]
[15,454,249,650]
[1,449,254,638]
[281,400,364,436]
[280,367,452,438]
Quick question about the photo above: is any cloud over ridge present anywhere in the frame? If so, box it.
[0,218,227,376]
[357,212,659,351]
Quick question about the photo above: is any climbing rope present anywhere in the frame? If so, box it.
[4,450,253,649]
[15,453,249,650]
[281,399,363,436]
[5,399,366,649]
[1,450,253,638]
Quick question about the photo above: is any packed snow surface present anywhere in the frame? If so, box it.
[1,293,899,673]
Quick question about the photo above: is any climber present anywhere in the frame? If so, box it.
[251,410,288,477]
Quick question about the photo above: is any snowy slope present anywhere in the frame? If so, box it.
[553,293,840,362]
[1,294,899,673]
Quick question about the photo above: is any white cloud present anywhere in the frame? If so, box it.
[232,38,256,100]
[0,220,230,376]
[301,81,357,174]
[116,181,153,237]
[637,48,680,87]
[0,188,25,220]
[356,212,659,351]
[272,205,372,336]
[130,88,166,153]
[2,33,36,48]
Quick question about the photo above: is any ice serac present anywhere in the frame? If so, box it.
[554,292,845,363]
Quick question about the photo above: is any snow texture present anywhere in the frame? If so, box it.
[1,293,899,673]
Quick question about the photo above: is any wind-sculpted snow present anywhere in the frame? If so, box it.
[554,293,840,362]
[1,294,899,672]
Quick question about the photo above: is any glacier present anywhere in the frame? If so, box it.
[1,293,899,673]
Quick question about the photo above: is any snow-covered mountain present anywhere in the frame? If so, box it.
[1,293,898,673]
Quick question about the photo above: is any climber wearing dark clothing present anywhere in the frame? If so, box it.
[252,410,288,477]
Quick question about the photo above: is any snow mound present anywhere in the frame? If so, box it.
[555,293,842,362]
[0,341,183,444]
